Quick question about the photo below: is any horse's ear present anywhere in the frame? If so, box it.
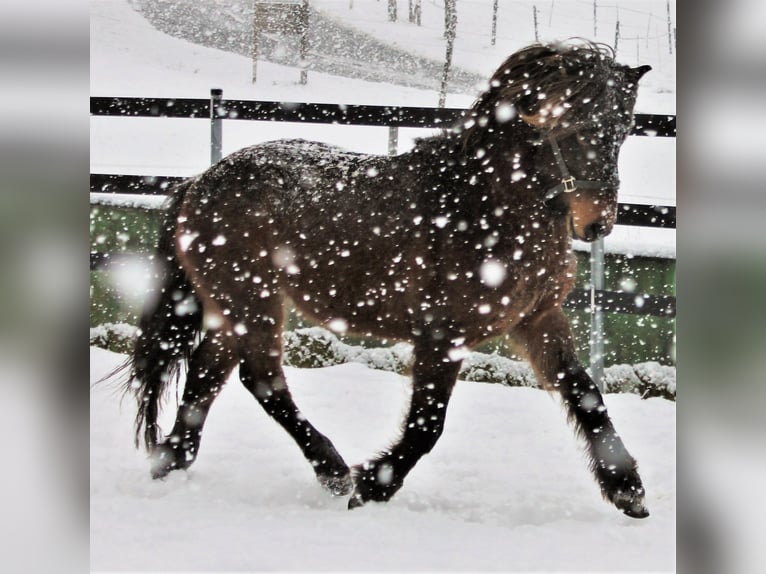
[630,65,652,82]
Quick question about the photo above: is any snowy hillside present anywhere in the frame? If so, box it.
[313,0,676,113]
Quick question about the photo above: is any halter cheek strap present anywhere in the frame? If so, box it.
[544,135,617,200]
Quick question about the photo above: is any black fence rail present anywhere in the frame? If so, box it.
[90,96,677,137]
[90,96,676,319]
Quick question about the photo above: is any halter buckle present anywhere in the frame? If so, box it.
[561,176,577,193]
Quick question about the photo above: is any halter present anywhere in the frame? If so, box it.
[543,133,618,201]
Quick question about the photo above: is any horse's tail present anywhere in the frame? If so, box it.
[126,177,203,452]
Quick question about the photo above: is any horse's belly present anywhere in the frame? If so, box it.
[282,263,423,341]
[286,288,415,341]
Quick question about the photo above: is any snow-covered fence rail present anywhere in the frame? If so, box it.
[89,173,675,230]
[90,92,676,382]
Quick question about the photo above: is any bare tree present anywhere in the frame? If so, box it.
[666,0,673,55]
[444,0,457,39]
[439,0,457,107]
[388,0,397,22]
[593,0,597,38]
[409,0,422,25]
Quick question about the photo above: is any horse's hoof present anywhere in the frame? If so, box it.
[317,471,353,497]
[613,490,650,519]
[346,462,401,509]
[149,443,191,479]
[598,460,649,518]
[348,491,365,510]
[149,453,177,479]
[623,505,650,519]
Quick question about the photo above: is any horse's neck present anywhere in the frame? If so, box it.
[404,125,550,211]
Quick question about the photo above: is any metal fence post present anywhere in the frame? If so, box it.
[251,16,259,84]
[590,237,605,391]
[210,88,223,164]
[388,126,398,156]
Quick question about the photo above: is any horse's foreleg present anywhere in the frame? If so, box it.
[511,307,649,518]
[349,335,460,509]
[236,303,352,496]
[150,330,237,479]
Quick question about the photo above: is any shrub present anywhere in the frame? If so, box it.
[89,324,675,400]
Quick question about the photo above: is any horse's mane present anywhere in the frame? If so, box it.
[437,40,618,155]
[486,41,613,106]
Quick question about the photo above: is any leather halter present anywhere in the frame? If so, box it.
[543,134,618,201]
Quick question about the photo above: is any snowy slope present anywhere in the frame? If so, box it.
[91,346,675,572]
[313,0,676,114]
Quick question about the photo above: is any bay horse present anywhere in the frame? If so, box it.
[121,41,652,517]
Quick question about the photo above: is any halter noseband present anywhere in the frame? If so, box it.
[543,133,618,201]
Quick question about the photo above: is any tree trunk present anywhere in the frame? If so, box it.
[439,2,457,107]
[444,0,457,39]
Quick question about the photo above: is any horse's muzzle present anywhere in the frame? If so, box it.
[582,222,607,242]
[571,218,612,242]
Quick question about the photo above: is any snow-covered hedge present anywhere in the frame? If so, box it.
[89,322,139,354]
[90,323,675,400]
[283,327,413,373]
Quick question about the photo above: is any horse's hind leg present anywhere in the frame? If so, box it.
[349,334,461,508]
[235,296,352,496]
[176,215,351,494]
[511,307,649,518]
[150,330,237,479]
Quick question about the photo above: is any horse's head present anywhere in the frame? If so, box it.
[483,41,651,242]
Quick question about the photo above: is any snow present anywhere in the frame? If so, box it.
[89,321,137,342]
[91,345,675,572]
[90,191,168,210]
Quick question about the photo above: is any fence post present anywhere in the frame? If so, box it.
[299,0,309,84]
[388,126,398,156]
[590,237,605,391]
[210,88,223,164]
[251,8,258,84]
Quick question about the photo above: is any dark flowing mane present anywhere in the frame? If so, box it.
[444,40,620,154]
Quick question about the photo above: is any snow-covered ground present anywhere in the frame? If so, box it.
[91,346,675,572]
[90,3,676,570]
[90,0,676,258]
